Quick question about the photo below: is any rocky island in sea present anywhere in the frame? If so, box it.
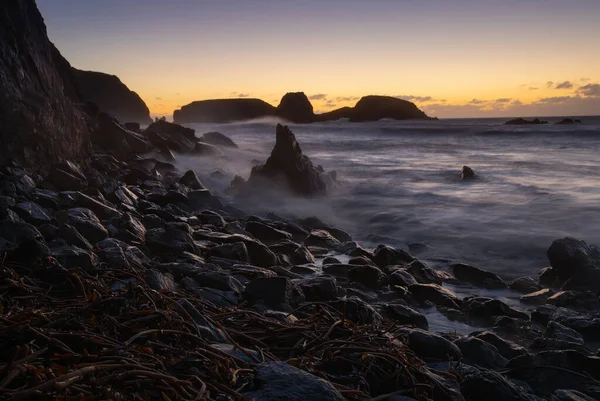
[1,1,599,401]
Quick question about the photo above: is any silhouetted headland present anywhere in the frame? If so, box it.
[174,92,434,124]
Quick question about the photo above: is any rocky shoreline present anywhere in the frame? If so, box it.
[1,117,599,400]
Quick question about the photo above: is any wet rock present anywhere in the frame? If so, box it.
[452,263,507,289]
[373,244,414,268]
[546,307,600,338]
[389,268,418,287]
[404,329,462,361]
[409,283,460,308]
[510,277,542,294]
[299,276,338,302]
[194,142,221,155]
[454,337,508,369]
[95,238,150,268]
[529,337,593,356]
[330,296,381,325]
[246,221,292,243]
[339,241,374,258]
[383,303,428,330]
[552,389,596,401]
[48,161,87,191]
[407,259,445,284]
[58,224,92,251]
[199,131,237,148]
[520,289,553,305]
[297,217,352,242]
[146,222,197,255]
[246,124,332,196]
[108,185,139,208]
[179,170,205,190]
[243,361,346,401]
[243,277,305,310]
[269,240,315,265]
[304,229,341,248]
[460,370,539,401]
[55,208,108,244]
[116,213,146,244]
[74,192,121,220]
[196,271,242,293]
[348,255,376,266]
[141,214,165,230]
[546,237,600,292]
[51,245,99,273]
[146,270,176,292]
[348,264,387,290]
[244,238,278,268]
[12,202,51,225]
[208,242,249,263]
[460,165,476,180]
[493,316,530,334]
[197,210,226,228]
[548,290,600,310]
[322,256,341,265]
[473,331,528,359]
[464,297,529,321]
[38,224,59,242]
[545,321,585,345]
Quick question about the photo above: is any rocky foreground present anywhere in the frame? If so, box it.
[1,117,600,400]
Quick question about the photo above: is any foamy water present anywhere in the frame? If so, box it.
[182,116,600,282]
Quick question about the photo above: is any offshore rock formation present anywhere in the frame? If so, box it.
[173,99,276,124]
[73,69,152,125]
[504,118,548,125]
[234,124,335,196]
[0,0,91,170]
[174,93,432,124]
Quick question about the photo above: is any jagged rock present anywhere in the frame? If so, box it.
[464,297,529,321]
[145,120,196,140]
[51,245,99,273]
[298,217,352,242]
[146,270,176,292]
[116,213,146,244]
[243,277,305,310]
[179,170,205,190]
[48,161,87,190]
[545,321,585,345]
[197,210,226,228]
[95,238,150,268]
[454,337,508,369]
[546,237,600,292]
[246,221,292,243]
[0,1,91,170]
[93,113,151,157]
[539,266,558,287]
[473,331,528,359]
[547,290,600,310]
[389,269,418,287]
[146,222,197,255]
[277,92,314,123]
[304,229,341,248]
[194,142,221,155]
[269,240,315,265]
[330,296,381,325]
[199,132,237,148]
[383,303,428,330]
[403,328,462,361]
[406,259,445,284]
[12,202,51,225]
[75,191,122,220]
[208,242,249,263]
[460,166,476,180]
[55,208,108,244]
[452,263,507,289]
[246,124,332,196]
[196,271,243,293]
[58,224,92,251]
[243,362,346,401]
[373,244,414,268]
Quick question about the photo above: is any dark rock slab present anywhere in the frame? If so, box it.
[404,329,462,361]
[464,297,529,321]
[55,208,108,244]
[473,331,528,359]
[545,320,585,345]
[383,303,428,330]
[246,221,292,243]
[208,242,249,263]
[373,244,414,268]
[299,276,338,302]
[51,245,98,273]
[409,283,460,308]
[146,270,176,292]
[199,131,237,148]
[12,201,51,225]
[510,277,542,294]
[304,229,340,248]
[454,337,508,369]
[452,263,507,289]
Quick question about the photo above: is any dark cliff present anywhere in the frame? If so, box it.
[0,0,91,170]
[173,99,276,124]
[73,69,152,124]
[174,94,431,124]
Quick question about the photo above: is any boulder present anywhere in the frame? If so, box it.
[464,297,529,321]
[330,296,382,325]
[383,303,428,330]
[473,331,528,359]
[406,260,445,284]
[454,337,508,369]
[460,166,476,180]
[545,321,585,345]
[404,329,462,361]
[146,222,197,255]
[116,213,146,244]
[246,124,332,196]
[92,113,151,157]
[208,242,249,263]
[520,289,553,305]
[58,224,92,251]
[409,283,460,307]
[73,69,151,124]
[199,131,237,148]
[243,362,346,401]
[299,276,338,302]
[12,202,51,225]
[546,237,600,292]
[146,270,176,292]
[276,92,314,123]
[547,290,600,310]
[0,0,91,170]
[179,170,205,190]
[389,268,418,287]
[304,229,341,248]
[460,370,540,401]
[51,245,99,273]
[48,161,87,190]
[55,208,108,244]
[243,277,305,310]
[195,271,242,293]
[452,263,507,289]
[373,244,414,268]
[510,277,542,294]
[145,119,196,141]
[246,221,293,243]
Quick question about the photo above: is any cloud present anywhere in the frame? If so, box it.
[238,93,250,98]
[155,97,162,101]
[577,83,600,97]
[528,87,539,91]
[537,96,574,104]
[555,81,574,89]
[511,100,523,106]
[581,78,591,82]
[335,96,360,102]
[469,99,486,105]
[546,81,554,88]
[397,95,434,103]
[308,94,328,100]
[519,84,527,87]
[324,100,337,108]
[229,91,237,95]
[495,98,512,103]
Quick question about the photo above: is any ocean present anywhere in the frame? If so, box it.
[181,116,600,288]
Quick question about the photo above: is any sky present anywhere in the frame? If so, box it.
[38,0,600,119]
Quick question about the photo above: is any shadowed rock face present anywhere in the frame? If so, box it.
[247,124,332,196]
[277,92,314,123]
[0,0,91,170]
[73,69,152,125]
[173,99,276,124]
[348,96,430,122]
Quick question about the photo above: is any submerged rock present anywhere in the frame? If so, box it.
[547,237,600,292]
[199,131,237,148]
[460,166,476,180]
[504,118,548,125]
[555,118,582,125]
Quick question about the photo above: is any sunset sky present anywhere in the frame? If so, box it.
[39,0,600,119]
